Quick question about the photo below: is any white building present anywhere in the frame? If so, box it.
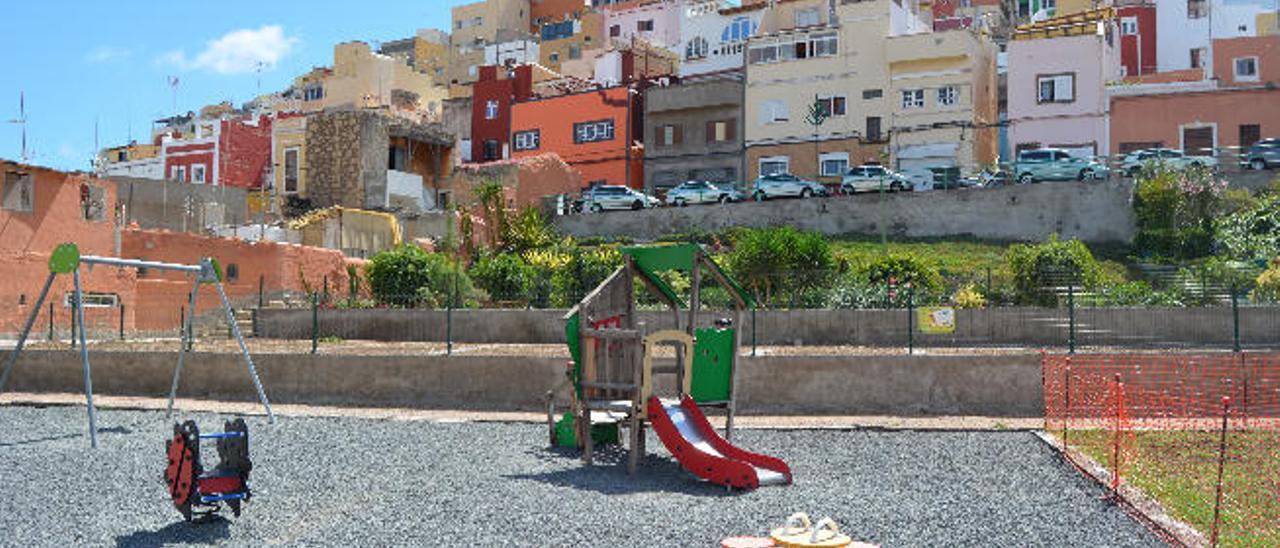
[678,1,764,76]
[1155,0,1265,73]
[484,39,540,68]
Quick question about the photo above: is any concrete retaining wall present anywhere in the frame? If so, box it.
[554,182,1136,243]
[4,350,1043,416]
[256,306,1280,349]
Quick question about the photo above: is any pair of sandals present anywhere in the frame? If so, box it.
[769,513,859,548]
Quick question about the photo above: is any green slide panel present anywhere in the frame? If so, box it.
[690,327,734,402]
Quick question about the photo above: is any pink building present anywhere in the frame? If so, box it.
[1007,13,1123,159]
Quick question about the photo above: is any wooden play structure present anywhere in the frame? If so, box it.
[550,243,791,488]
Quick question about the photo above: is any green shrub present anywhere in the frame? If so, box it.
[1007,235,1104,305]
[1252,259,1280,303]
[860,254,943,294]
[469,252,535,303]
[365,245,475,308]
[1133,165,1226,261]
[1094,281,1184,307]
[502,207,560,253]
[953,284,987,309]
[726,226,834,308]
[551,246,623,307]
[1216,193,1280,261]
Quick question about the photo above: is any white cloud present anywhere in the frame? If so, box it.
[87,46,131,64]
[162,25,298,75]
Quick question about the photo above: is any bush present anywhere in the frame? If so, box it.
[1133,165,1226,261]
[860,254,943,294]
[1007,235,1104,305]
[551,246,623,307]
[365,245,475,308]
[1094,281,1184,307]
[953,284,987,309]
[1216,193,1280,261]
[1252,259,1280,303]
[726,226,834,308]
[502,207,559,254]
[469,253,535,303]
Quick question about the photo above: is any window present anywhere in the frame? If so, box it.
[283,148,299,193]
[1187,0,1206,19]
[1190,48,1206,69]
[811,32,838,58]
[2,172,33,212]
[707,119,736,143]
[863,89,883,100]
[748,31,836,64]
[722,17,754,43]
[1234,57,1259,81]
[819,152,849,176]
[172,166,186,182]
[225,263,239,282]
[1120,17,1138,35]
[901,89,924,109]
[759,156,790,176]
[192,165,206,184]
[760,100,789,124]
[303,84,324,102]
[1240,124,1261,149]
[795,8,821,28]
[550,52,560,62]
[485,100,499,120]
[816,95,847,117]
[511,130,537,152]
[686,36,709,60]
[62,292,119,309]
[1036,73,1075,103]
[937,86,959,106]
[658,124,682,146]
[482,139,500,161]
[569,44,582,60]
[468,65,478,77]
[637,20,654,32]
[574,119,615,144]
[541,20,575,41]
[866,117,882,142]
[609,24,620,37]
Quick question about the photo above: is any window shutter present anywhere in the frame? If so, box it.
[1056,75,1074,102]
[706,121,716,143]
[726,119,737,141]
[673,124,683,145]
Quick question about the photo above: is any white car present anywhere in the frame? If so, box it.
[840,165,911,193]
[664,181,745,206]
[750,173,829,201]
[1121,148,1217,178]
[583,185,660,212]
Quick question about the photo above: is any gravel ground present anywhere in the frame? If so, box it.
[0,406,1161,547]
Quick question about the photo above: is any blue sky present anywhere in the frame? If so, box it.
[0,0,472,171]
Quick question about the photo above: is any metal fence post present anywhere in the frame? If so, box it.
[119,304,125,341]
[751,306,757,357]
[1210,396,1231,547]
[323,275,329,306]
[1068,282,1076,355]
[1231,284,1240,353]
[310,293,319,355]
[447,272,457,356]
[907,288,914,355]
[48,302,54,341]
[258,274,265,309]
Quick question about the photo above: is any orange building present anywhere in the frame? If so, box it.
[509,86,644,188]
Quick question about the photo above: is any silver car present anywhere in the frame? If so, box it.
[664,181,745,206]
[1121,148,1217,177]
[750,173,829,201]
[840,164,911,193]
[1243,138,1280,170]
[584,185,660,212]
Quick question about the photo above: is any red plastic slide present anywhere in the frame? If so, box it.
[647,395,792,489]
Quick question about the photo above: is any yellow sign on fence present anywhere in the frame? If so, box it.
[918,307,956,334]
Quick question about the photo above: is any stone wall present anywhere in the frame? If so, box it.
[555,180,1137,243]
[305,110,384,210]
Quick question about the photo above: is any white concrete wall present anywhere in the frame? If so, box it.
[679,3,763,76]
[1155,0,1263,73]
[101,157,164,180]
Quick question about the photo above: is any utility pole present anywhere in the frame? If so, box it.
[7,91,28,162]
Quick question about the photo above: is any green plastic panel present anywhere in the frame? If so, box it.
[690,327,735,402]
[48,243,80,274]
[620,243,752,308]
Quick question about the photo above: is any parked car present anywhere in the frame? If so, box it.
[750,173,829,200]
[664,180,745,206]
[1120,148,1218,177]
[840,164,911,193]
[1242,138,1280,170]
[583,185,660,212]
[1013,148,1110,184]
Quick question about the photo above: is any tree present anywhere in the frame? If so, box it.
[726,226,834,308]
[805,97,829,179]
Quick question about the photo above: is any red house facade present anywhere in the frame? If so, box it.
[161,114,274,189]
[470,65,534,163]
[1118,3,1157,77]
[510,86,644,189]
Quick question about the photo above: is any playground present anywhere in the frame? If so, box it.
[1,241,1275,546]
[0,405,1161,547]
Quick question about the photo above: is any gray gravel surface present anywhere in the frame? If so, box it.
[0,406,1161,547]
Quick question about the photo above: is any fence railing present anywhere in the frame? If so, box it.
[1044,353,1279,546]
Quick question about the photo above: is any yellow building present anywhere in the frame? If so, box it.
[99,142,160,164]
[539,11,604,74]
[294,42,449,123]
[271,116,307,207]
[744,0,890,183]
[448,0,532,96]
[886,28,999,181]
[1259,12,1279,36]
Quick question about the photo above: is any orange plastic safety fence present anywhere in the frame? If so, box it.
[1043,353,1279,547]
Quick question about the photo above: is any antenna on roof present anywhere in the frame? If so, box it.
[7,91,28,162]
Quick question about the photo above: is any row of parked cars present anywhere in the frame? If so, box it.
[574,140,1280,212]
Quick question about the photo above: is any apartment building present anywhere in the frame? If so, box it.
[1154,0,1261,73]
[510,86,644,188]
[604,0,684,50]
[296,42,448,123]
[679,0,765,77]
[448,0,533,95]
[644,71,745,193]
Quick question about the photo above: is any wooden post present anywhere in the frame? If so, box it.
[629,321,645,475]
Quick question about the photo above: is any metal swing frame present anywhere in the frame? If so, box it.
[0,243,274,447]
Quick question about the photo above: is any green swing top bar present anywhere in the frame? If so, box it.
[49,242,219,278]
